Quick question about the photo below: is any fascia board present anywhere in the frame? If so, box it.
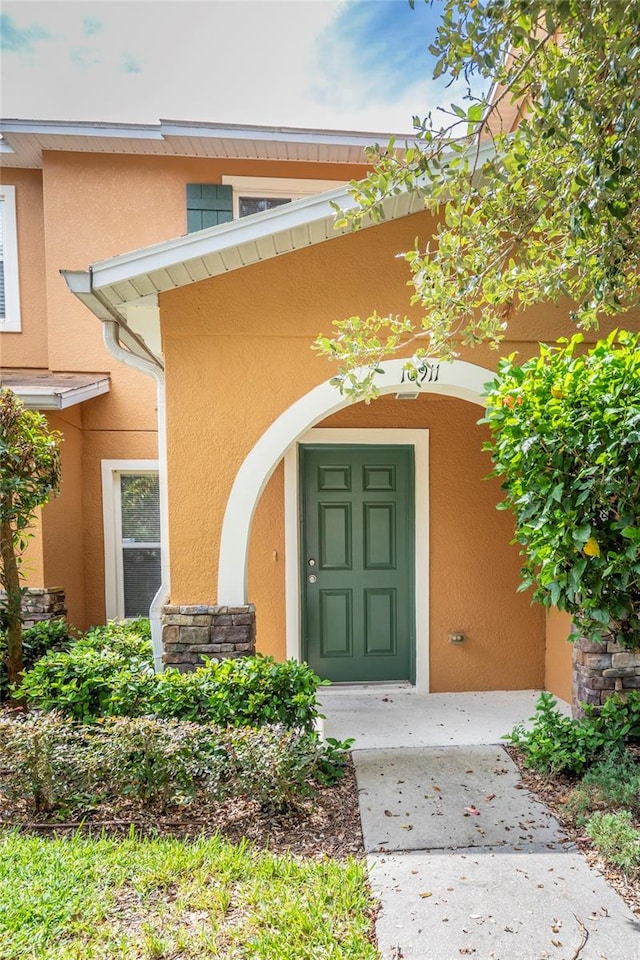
[11,377,110,410]
[159,119,412,148]
[0,119,163,140]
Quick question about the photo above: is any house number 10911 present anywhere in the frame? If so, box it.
[401,361,440,385]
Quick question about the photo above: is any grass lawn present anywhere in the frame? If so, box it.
[0,831,378,960]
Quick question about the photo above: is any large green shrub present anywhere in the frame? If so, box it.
[17,620,325,732]
[505,690,640,776]
[482,331,640,648]
[16,619,155,722]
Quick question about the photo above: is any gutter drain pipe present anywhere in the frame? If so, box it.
[102,320,170,671]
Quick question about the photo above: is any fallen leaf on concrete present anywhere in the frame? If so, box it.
[401,824,413,831]
[551,940,562,948]
[384,810,399,817]
[484,793,496,802]
[459,947,476,955]
[419,891,433,898]
[464,806,481,816]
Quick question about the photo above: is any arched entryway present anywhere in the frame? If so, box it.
[217,358,493,690]
[218,358,490,604]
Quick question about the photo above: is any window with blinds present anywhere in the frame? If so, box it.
[0,196,5,320]
[0,186,21,331]
[119,473,161,618]
[238,196,291,218]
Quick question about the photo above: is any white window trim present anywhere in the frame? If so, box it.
[102,459,159,620]
[284,428,430,694]
[0,185,21,332]
[222,175,347,220]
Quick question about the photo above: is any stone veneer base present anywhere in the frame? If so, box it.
[572,635,640,718]
[161,604,256,671]
[0,587,67,628]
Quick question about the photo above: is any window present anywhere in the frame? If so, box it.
[102,461,161,619]
[0,185,21,332]
[238,196,290,218]
[222,175,347,220]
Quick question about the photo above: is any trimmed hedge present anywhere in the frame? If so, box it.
[0,712,349,815]
[16,620,325,732]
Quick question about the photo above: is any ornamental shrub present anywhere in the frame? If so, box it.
[0,617,73,702]
[505,690,640,776]
[565,753,640,825]
[0,713,351,816]
[17,620,325,732]
[585,811,640,874]
[482,331,640,649]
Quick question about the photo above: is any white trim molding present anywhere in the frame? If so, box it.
[0,185,21,332]
[285,428,430,693]
[101,459,159,622]
[217,356,493,613]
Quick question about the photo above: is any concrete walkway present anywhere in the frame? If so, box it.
[318,687,640,960]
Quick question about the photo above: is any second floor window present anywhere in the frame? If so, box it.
[0,185,21,333]
[238,196,291,218]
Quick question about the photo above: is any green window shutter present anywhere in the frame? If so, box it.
[186,184,233,233]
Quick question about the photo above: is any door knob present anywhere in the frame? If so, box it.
[308,558,316,566]
[308,574,317,583]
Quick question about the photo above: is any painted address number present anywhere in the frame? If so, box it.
[401,361,440,385]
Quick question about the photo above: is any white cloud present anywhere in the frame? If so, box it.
[1,1,483,134]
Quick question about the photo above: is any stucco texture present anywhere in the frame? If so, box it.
[159,207,627,692]
[3,151,362,627]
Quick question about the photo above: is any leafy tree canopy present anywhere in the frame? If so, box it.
[316,0,640,398]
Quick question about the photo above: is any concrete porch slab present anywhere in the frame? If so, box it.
[317,687,570,750]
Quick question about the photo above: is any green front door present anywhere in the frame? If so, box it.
[301,444,415,682]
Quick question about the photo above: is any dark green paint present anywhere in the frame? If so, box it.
[301,445,415,682]
[186,184,233,232]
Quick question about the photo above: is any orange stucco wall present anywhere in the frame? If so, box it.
[545,609,574,704]
[159,206,637,691]
[3,150,367,628]
[0,168,48,369]
[40,408,85,629]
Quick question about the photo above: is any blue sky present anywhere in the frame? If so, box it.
[0,1,480,133]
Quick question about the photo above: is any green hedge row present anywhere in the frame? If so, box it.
[12,619,325,731]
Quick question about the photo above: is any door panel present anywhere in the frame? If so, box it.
[301,445,414,682]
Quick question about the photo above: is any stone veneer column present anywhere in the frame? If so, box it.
[0,587,67,628]
[572,636,640,718]
[161,604,256,671]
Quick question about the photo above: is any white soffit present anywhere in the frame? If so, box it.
[0,370,110,409]
[0,118,411,169]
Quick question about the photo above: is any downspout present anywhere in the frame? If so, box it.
[102,319,170,671]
